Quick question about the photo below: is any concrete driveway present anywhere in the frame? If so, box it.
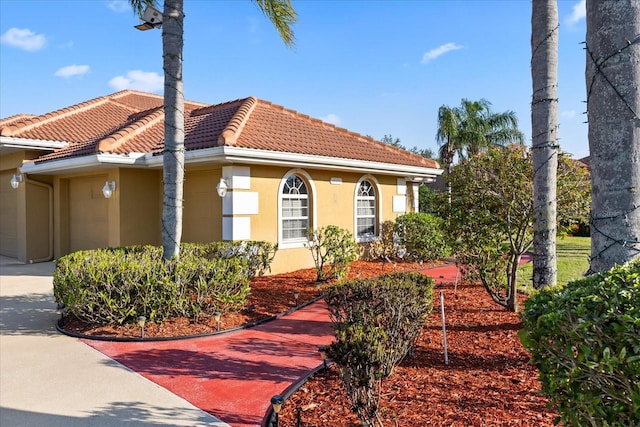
[0,256,228,427]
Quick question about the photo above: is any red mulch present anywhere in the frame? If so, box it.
[62,259,557,426]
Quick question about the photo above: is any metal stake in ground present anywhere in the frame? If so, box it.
[440,291,449,365]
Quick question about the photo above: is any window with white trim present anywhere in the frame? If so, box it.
[356,179,377,239]
[281,174,309,241]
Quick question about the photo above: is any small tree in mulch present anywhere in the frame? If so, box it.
[324,272,434,427]
[306,225,358,282]
[444,146,590,312]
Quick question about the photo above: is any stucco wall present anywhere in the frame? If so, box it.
[182,167,223,243]
[231,165,412,274]
[119,169,162,247]
[9,160,418,274]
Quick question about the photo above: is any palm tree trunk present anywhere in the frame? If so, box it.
[161,0,185,260]
[586,0,640,273]
[531,0,559,289]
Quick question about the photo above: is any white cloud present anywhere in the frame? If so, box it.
[321,114,341,125]
[566,0,586,25]
[421,42,463,64]
[107,0,130,13]
[561,110,577,119]
[0,28,46,51]
[109,70,163,92]
[54,64,90,78]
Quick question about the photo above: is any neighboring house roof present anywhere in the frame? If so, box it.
[578,156,590,168]
[1,90,441,177]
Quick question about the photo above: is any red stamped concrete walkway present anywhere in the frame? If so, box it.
[84,260,527,426]
[84,299,334,427]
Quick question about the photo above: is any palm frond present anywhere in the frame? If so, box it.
[253,0,297,46]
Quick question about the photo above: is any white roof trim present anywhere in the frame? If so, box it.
[147,146,443,178]
[20,152,147,174]
[0,136,68,151]
[19,145,441,178]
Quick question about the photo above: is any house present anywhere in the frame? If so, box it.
[0,90,442,274]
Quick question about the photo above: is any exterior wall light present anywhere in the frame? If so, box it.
[102,181,116,199]
[10,174,23,189]
[216,178,228,198]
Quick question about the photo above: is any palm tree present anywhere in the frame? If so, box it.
[455,98,524,158]
[585,0,640,273]
[436,105,460,202]
[129,0,296,260]
[436,99,524,202]
[531,0,559,289]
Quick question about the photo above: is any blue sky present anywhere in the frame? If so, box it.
[0,0,589,159]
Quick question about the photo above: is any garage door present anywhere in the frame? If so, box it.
[69,176,109,252]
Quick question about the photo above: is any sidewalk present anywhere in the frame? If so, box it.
[0,256,227,427]
[0,256,464,427]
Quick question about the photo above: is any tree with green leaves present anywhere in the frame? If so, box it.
[380,134,435,159]
[129,0,296,260]
[446,146,590,312]
[585,0,640,272]
[531,0,559,290]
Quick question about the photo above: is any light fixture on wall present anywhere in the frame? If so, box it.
[102,181,116,199]
[216,178,228,198]
[10,173,23,189]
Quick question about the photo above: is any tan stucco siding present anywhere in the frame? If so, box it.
[0,170,18,258]
[182,168,223,243]
[119,169,162,247]
[68,175,109,252]
[242,166,410,274]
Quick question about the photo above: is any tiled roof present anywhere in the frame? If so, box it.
[0,114,37,128]
[1,90,439,170]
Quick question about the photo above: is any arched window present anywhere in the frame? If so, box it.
[281,174,309,242]
[356,179,377,240]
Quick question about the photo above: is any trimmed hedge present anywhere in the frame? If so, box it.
[519,258,640,426]
[324,272,434,427]
[53,241,277,325]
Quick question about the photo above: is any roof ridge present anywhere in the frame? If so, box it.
[97,107,165,153]
[0,94,111,137]
[217,97,258,146]
[111,89,162,101]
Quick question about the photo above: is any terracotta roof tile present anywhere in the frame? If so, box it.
[235,99,439,169]
[0,114,37,128]
[3,91,439,171]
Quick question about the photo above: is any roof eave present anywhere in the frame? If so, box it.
[146,146,442,178]
[0,136,69,152]
[20,152,147,175]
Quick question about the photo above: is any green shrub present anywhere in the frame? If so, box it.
[180,240,277,277]
[519,258,640,426]
[324,272,434,426]
[306,225,358,282]
[53,241,276,325]
[365,220,397,261]
[394,212,449,262]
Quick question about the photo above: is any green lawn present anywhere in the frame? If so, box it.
[518,236,591,292]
